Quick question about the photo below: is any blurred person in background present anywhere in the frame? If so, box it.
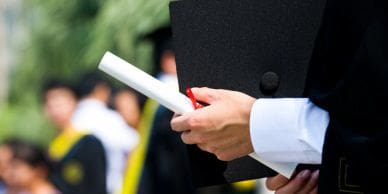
[0,140,15,194]
[71,73,139,194]
[112,88,142,130]
[5,140,59,194]
[122,26,195,194]
[0,139,29,194]
[42,80,106,194]
[139,27,192,194]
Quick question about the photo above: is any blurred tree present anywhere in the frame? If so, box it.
[0,0,170,145]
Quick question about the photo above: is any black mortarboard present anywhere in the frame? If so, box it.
[170,0,327,187]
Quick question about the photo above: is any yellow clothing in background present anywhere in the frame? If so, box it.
[49,127,86,160]
[121,99,158,194]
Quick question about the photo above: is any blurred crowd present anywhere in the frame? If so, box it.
[0,27,264,194]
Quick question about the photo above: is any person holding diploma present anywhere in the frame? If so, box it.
[170,0,388,193]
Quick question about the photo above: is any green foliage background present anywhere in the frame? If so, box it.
[0,0,170,146]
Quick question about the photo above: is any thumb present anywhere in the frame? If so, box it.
[190,87,219,104]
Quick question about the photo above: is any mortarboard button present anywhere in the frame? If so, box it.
[260,71,280,96]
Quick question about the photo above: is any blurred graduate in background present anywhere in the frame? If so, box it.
[42,80,106,194]
[121,26,195,194]
[138,27,195,194]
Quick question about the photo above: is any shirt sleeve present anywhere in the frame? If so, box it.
[249,98,329,164]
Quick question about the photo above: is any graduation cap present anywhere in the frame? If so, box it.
[170,0,327,187]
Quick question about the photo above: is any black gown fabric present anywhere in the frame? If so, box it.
[138,106,195,194]
[51,135,107,194]
[304,0,388,193]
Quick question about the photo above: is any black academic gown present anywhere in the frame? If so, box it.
[304,0,388,193]
[51,135,107,194]
[138,106,195,194]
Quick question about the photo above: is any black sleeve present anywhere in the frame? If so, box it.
[304,0,388,193]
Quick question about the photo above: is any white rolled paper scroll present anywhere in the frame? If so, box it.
[98,51,297,178]
[99,51,194,114]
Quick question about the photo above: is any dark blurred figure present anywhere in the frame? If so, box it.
[135,26,195,194]
[71,73,139,194]
[112,88,142,130]
[42,80,107,194]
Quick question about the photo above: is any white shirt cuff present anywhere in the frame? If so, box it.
[249,98,329,164]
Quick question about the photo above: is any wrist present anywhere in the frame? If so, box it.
[236,92,257,125]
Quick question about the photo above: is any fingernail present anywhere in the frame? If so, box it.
[312,170,319,179]
[298,170,311,178]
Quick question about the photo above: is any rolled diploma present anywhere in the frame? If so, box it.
[99,52,194,114]
[98,51,297,178]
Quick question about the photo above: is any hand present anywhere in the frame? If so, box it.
[170,87,256,161]
[266,170,319,194]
